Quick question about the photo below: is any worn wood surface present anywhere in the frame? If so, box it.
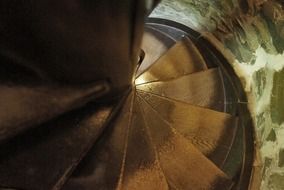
[136,37,207,85]
[137,68,225,111]
[0,101,117,190]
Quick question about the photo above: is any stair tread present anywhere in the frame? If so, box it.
[136,26,175,76]
[0,82,108,142]
[137,68,224,111]
[63,92,134,190]
[138,90,238,168]
[137,95,233,190]
[64,92,169,190]
[136,37,207,85]
[120,99,169,189]
[0,100,115,190]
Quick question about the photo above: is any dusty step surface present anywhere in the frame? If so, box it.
[138,90,238,168]
[136,26,175,76]
[64,90,234,190]
[138,95,233,190]
[0,81,109,142]
[136,37,207,85]
[63,92,135,190]
[0,100,116,190]
[137,68,225,111]
[64,92,169,190]
[119,100,169,190]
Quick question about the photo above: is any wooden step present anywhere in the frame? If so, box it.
[137,68,224,111]
[136,26,175,76]
[136,37,207,85]
[64,92,169,190]
[0,99,116,190]
[138,91,238,168]
[119,99,169,189]
[137,96,233,190]
[63,92,134,190]
[0,81,109,142]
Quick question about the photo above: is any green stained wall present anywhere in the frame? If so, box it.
[151,0,284,189]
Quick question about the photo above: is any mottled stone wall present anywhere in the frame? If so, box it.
[151,0,284,189]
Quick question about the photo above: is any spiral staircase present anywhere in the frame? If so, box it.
[0,19,254,190]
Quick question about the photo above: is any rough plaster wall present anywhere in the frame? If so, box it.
[151,0,284,189]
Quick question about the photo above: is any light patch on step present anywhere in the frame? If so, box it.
[135,76,148,85]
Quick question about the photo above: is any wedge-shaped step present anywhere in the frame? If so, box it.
[119,100,169,189]
[137,68,224,111]
[136,26,175,76]
[0,81,109,142]
[137,96,233,190]
[138,91,238,167]
[64,93,168,190]
[0,101,115,190]
[63,93,134,190]
[136,37,207,85]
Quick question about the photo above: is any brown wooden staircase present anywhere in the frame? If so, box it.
[0,19,253,190]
